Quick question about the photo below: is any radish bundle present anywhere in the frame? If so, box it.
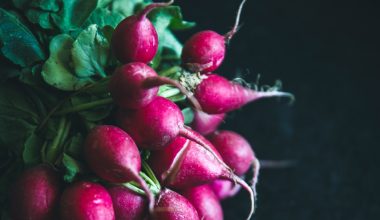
[0,0,293,219]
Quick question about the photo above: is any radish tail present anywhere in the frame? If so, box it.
[131,171,155,214]
[139,0,174,18]
[260,159,297,169]
[224,0,248,42]
[251,157,260,195]
[143,76,202,110]
[222,174,255,220]
[179,127,233,173]
[247,90,295,104]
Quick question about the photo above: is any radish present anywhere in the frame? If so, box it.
[112,0,174,63]
[109,62,200,110]
[10,164,61,220]
[108,185,147,220]
[181,0,247,73]
[209,179,241,200]
[181,185,223,220]
[117,96,228,170]
[208,130,260,194]
[153,188,199,220]
[60,181,114,220]
[148,136,255,220]
[84,125,154,212]
[190,110,225,135]
[193,74,293,114]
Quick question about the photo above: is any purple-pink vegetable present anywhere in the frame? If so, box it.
[181,0,247,73]
[153,188,200,220]
[148,136,255,220]
[209,179,241,200]
[194,74,293,114]
[117,96,226,169]
[190,110,225,135]
[108,185,148,220]
[208,130,260,194]
[60,181,115,220]
[84,125,154,212]
[181,185,223,220]
[109,62,200,110]
[112,0,173,63]
[10,164,61,220]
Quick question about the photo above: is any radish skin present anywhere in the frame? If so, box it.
[190,110,225,135]
[84,125,154,212]
[112,0,174,63]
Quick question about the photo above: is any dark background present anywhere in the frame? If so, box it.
[176,0,379,219]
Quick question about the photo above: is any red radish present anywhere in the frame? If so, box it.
[209,179,241,200]
[153,188,199,220]
[60,181,114,220]
[84,125,154,212]
[112,0,174,63]
[190,110,225,135]
[117,96,228,172]
[108,185,147,220]
[181,0,247,73]
[109,62,201,110]
[194,74,293,114]
[208,130,260,194]
[10,164,61,220]
[181,185,223,220]
[148,136,255,220]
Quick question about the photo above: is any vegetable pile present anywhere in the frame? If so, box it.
[0,0,294,219]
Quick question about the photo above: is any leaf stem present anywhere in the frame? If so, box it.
[54,97,113,115]
[158,66,181,77]
[142,160,161,189]
[122,182,146,196]
[46,117,67,163]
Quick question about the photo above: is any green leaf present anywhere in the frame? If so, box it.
[0,9,46,67]
[84,8,125,28]
[51,0,98,32]
[0,83,42,155]
[65,133,84,159]
[62,153,83,183]
[22,132,43,165]
[182,107,194,125]
[41,34,91,91]
[110,0,146,17]
[71,24,110,78]
[148,6,195,66]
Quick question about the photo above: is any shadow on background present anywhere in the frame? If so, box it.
[176,0,379,219]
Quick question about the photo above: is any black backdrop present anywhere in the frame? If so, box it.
[176,0,380,219]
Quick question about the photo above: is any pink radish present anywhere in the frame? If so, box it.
[109,62,200,110]
[190,110,225,135]
[60,181,114,220]
[209,179,241,200]
[112,0,174,63]
[84,125,154,212]
[117,96,228,171]
[10,164,61,220]
[181,185,223,220]
[153,188,199,220]
[108,185,147,220]
[208,130,260,195]
[194,74,293,114]
[181,0,247,73]
[148,136,255,220]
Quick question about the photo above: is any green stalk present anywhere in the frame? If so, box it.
[158,66,181,77]
[140,172,160,195]
[46,117,67,163]
[122,182,146,196]
[142,160,161,189]
[54,97,113,115]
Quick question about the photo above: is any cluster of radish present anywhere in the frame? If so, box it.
[10,0,293,220]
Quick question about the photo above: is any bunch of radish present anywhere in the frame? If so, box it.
[8,1,293,220]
